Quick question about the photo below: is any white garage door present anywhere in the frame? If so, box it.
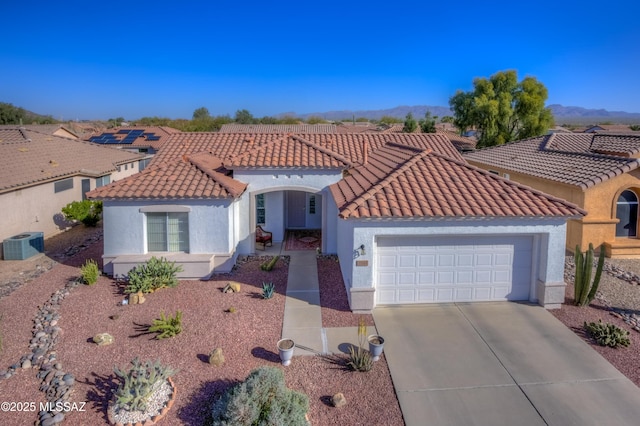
[376,235,533,304]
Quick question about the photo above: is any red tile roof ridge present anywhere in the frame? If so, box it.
[290,135,355,167]
[431,151,586,216]
[188,152,247,198]
[339,145,433,218]
[224,134,288,165]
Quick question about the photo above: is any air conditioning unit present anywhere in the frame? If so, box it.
[3,232,44,260]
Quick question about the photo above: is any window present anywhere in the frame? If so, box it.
[616,190,638,237]
[125,163,128,170]
[309,195,316,214]
[256,194,265,225]
[96,175,111,187]
[54,178,73,193]
[147,212,189,252]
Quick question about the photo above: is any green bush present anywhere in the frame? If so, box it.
[81,259,100,285]
[61,200,103,227]
[126,257,183,294]
[113,358,176,412]
[148,311,183,339]
[260,255,279,272]
[210,366,309,426]
[584,320,630,348]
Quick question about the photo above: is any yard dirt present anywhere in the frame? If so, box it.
[0,227,403,425]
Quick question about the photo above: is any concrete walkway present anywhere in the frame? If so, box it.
[374,303,640,426]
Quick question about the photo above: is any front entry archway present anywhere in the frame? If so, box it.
[616,189,638,237]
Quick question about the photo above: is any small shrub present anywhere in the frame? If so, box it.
[126,257,183,294]
[584,320,630,348]
[347,317,373,372]
[227,307,237,314]
[148,311,183,339]
[113,358,176,412]
[81,259,100,285]
[260,255,280,271]
[61,200,103,227]
[210,366,309,425]
[262,282,275,299]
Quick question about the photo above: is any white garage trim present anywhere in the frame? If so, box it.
[375,235,533,304]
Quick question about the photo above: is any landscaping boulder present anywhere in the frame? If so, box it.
[209,348,225,366]
[129,291,146,305]
[223,282,241,293]
[93,333,114,346]
[332,392,347,408]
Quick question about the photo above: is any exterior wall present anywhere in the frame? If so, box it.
[336,217,569,311]
[111,161,141,182]
[234,169,342,254]
[102,199,233,275]
[0,174,114,257]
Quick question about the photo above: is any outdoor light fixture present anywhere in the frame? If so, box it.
[357,244,366,256]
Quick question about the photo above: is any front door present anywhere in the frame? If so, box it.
[287,191,306,228]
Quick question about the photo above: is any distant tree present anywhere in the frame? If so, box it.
[355,117,369,122]
[279,115,300,125]
[235,109,256,124]
[449,70,553,147]
[259,116,279,124]
[403,113,417,133]
[419,111,437,133]
[307,116,328,124]
[440,115,454,123]
[136,116,172,126]
[0,102,27,124]
[107,117,125,128]
[192,107,210,120]
[379,115,403,124]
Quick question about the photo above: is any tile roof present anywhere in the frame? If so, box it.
[88,153,247,200]
[436,129,476,151]
[464,134,640,189]
[84,126,177,150]
[0,128,144,193]
[330,143,584,219]
[219,124,336,134]
[585,124,638,133]
[0,124,79,138]
[90,132,463,200]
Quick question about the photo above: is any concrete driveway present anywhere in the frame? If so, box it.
[374,303,640,426]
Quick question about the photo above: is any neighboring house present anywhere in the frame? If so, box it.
[584,124,639,133]
[0,128,145,256]
[89,132,582,311]
[465,133,640,257]
[0,124,80,139]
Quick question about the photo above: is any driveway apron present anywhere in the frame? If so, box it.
[374,302,640,426]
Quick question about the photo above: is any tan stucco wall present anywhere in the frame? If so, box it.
[467,160,640,256]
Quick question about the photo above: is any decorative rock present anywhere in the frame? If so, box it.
[129,291,146,305]
[62,373,75,386]
[22,359,32,369]
[332,392,347,408]
[93,333,114,346]
[209,348,225,366]
[229,282,241,292]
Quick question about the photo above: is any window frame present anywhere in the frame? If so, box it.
[256,194,266,225]
[146,212,190,253]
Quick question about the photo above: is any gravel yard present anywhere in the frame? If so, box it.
[0,227,402,426]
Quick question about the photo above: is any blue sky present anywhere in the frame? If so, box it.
[2,0,639,120]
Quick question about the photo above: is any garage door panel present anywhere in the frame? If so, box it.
[399,255,416,268]
[376,236,532,304]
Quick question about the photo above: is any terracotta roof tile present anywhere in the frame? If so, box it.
[0,128,144,194]
[330,143,585,219]
[464,134,640,189]
[219,124,336,134]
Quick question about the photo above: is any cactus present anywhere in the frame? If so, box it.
[113,358,176,412]
[148,310,183,339]
[584,320,630,348]
[574,243,605,306]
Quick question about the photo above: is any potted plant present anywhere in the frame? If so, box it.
[277,338,295,366]
[368,334,384,361]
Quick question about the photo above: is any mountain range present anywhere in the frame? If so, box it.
[286,104,640,123]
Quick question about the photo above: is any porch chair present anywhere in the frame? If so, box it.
[255,225,273,250]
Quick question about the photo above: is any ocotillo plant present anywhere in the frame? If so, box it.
[574,243,605,306]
